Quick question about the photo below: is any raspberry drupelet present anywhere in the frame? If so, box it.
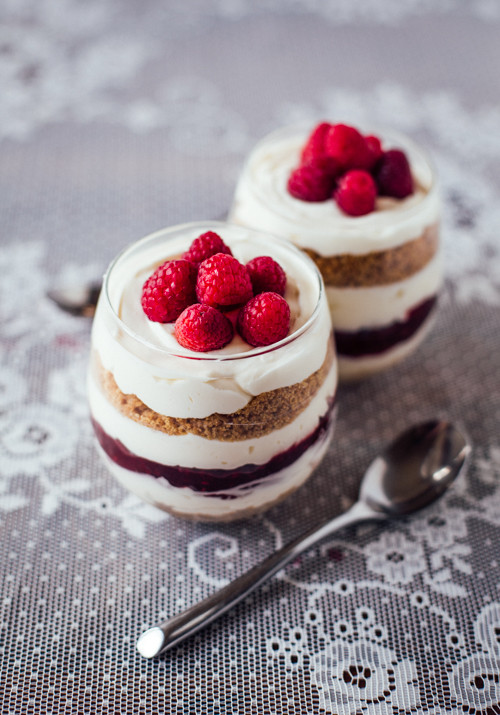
[246,255,287,296]
[141,259,196,323]
[335,170,377,217]
[182,231,232,266]
[196,253,253,310]
[175,303,234,352]
[237,292,291,347]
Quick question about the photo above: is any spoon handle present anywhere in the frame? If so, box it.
[136,499,378,658]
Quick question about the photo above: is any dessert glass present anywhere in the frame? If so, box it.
[229,124,442,381]
[88,221,337,522]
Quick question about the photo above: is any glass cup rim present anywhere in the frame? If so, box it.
[101,220,326,363]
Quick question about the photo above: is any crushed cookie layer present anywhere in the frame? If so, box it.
[94,341,335,442]
[304,223,439,288]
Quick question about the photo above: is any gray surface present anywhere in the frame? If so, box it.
[1,2,500,713]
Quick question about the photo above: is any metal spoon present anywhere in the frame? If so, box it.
[136,419,470,659]
[47,281,101,318]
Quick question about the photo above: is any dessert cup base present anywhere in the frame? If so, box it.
[95,415,336,522]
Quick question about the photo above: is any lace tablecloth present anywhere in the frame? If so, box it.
[1,2,500,713]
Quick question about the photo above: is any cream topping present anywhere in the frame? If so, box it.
[229,126,440,255]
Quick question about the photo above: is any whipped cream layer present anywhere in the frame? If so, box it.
[91,223,333,419]
[229,125,440,256]
[327,248,442,330]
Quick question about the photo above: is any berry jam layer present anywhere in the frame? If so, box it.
[334,295,437,358]
[91,402,335,496]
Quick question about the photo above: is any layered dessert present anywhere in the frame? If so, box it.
[88,222,337,521]
[229,122,441,380]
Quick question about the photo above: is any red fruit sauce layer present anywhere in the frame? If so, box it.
[91,402,335,498]
[334,296,437,358]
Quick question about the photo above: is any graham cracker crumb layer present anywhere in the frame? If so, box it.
[95,341,335,442]
[304,223,439,288]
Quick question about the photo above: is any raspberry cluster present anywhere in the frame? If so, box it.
[287,122,414,216]
[141,231,291,352]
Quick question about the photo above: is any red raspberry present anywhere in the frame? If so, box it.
[325,123,372,171]
[287,163,335,202]
[305,154,341,180]
[196,253,253,310]
[237,292,291,347]
[300,122,332,164]
[175,303,234,352]
[182,231,232,266]
[335,170,377,216]
[141,259,196,323]
[246,255,287,296]
[374,149,414,199]
[365,134,383,168]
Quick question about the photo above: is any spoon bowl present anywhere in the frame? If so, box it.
[136,420,470,658]
[361,419,470,516]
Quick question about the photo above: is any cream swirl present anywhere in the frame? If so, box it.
[229,125,440,255]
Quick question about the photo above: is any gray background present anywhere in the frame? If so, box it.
[1,2,500,713]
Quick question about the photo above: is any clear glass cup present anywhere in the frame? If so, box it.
[88,221,338,522]
[229,124,441,381]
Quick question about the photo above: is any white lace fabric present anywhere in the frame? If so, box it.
[1,2,500,713]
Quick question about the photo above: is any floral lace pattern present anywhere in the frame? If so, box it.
[1,3,500,713]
